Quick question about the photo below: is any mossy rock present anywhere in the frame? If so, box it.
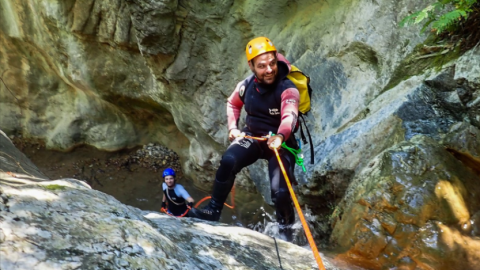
[44,184,67,191]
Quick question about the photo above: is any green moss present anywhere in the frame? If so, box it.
[44,184,67,191]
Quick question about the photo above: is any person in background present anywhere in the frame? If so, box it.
[161,168,194,217]
[189,37,299,241]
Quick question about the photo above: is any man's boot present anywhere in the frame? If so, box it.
[278,211,295,242]
[275,192,295,242]
[189,179,233,221]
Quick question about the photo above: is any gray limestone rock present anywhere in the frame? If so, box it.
[0,130,344,270]
[2,0,480,268]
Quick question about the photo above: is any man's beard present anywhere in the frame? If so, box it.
[255,70,276,85]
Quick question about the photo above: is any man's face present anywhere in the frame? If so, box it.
[164,175,175,187]
[249,52,277,84]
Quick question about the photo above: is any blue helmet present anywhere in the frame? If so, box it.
[162,168,176,178]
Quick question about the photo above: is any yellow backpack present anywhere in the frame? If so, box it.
[286,65,314,164]
[287,65,312,115]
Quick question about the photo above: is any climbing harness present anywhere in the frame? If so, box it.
[161,187,192,217]
[273,147,325,270]
[166,188,185,206]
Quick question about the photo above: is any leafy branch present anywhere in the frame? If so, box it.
[400,0,478,34]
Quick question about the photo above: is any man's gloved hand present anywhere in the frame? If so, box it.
[187,202,194,209]
[161,201,166,209]
[228,129,245,142]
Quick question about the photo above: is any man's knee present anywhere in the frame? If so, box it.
[216,155,238,183]
[220,154,236,170]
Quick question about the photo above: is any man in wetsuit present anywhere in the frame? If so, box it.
[161,168,195,217]
[189,37,299,240]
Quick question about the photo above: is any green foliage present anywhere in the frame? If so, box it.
[400,0,478,34]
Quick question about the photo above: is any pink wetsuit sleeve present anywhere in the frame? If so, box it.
[277,87,300,140]
[226,81,245,131]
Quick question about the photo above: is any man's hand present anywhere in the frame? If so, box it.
[228,129,245,141]
[161,201,166,209]
[187,202,193,209]
[268,134,284,150]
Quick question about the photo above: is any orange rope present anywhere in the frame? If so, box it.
[194,196,211,208]
[243,135,267,141]
[195,185,235,209]
[273,148,326,270]
[161,207,190,217]
[230,183,235,209]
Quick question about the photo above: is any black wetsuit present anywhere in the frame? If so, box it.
[163,183,190,216]
[220,59,299,225]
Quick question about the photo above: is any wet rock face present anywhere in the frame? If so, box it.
[0,0,429,181]
[2,0,480,269]
[300,45,480,268]
[330,135,480,270]
[0,0,188,155]
[127,0,179,55]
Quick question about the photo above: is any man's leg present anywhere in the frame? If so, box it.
[268,149,296,241]
[189,137,260,221]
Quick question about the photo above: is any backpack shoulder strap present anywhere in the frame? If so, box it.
[298,114,314,164]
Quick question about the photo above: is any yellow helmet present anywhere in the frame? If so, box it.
[245,37,277,61]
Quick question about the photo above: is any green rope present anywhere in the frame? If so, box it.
[269,132,306,172]
[281,142,306,172]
